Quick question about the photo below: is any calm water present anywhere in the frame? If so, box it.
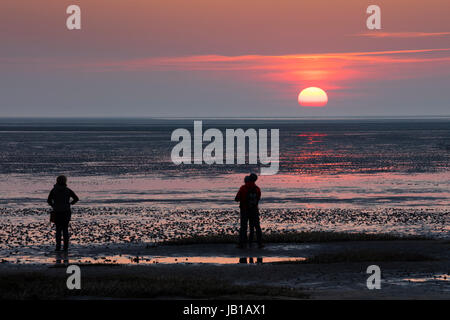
[0,118,449,209]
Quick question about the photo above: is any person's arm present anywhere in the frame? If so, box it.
[69,189,79,205]
[47,190,54,207]
[257,187,261,201]
[235,187,242,202]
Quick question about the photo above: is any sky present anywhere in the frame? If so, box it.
[1,0,449,117]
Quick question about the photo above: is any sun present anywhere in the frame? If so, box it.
[298,87,328,107]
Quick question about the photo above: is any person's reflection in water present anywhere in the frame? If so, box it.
[238,257,263,264]
[239,257,247,264]
[55,251,69,265]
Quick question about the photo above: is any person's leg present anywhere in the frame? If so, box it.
[248,219,255,245]
[62,221,69,251]
[239,210,249,246]
[253,212,263,246]
[55,223,62,251]
[248,209,261,245]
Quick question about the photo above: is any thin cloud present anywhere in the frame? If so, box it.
[355,32,450,38]
[3,48,450,99]
[92,48,450,71]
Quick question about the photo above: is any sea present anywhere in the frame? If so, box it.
[0,118,448,247]
[0,118,448,210]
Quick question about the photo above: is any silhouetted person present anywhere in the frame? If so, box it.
[235,173,262,248]
[236,175,252,247]
[47,175,79,251]
[243,175,256,243]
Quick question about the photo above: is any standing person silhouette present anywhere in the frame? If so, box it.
[47,175,79,251]
[235,173,263,248]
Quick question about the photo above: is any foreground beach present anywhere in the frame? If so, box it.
[1,207,448,299]
[1,239,449,299]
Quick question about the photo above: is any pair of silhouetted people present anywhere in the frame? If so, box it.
[47,173,261,252]
[235,173,263,248]
[47,175,79,251]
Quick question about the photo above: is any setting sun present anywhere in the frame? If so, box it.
[298,87,328,107]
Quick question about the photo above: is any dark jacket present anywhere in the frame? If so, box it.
[235,181,261,211]
[47,184,79,219]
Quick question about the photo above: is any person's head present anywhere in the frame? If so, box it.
[244,175,250,183]
[249,173,258,182]
[56,175,67,186]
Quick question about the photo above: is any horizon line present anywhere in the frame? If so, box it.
[1,115,449,120]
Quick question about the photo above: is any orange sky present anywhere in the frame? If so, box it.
[3,0,450,56]
[1,0,449,116]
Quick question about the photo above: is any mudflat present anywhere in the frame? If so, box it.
[1,240,448,299]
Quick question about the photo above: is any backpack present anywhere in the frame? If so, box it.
[247,187,259,209]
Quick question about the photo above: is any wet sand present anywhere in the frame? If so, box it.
[1,240,449,299]
[1,207,448,254]
[1,206,448,299]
